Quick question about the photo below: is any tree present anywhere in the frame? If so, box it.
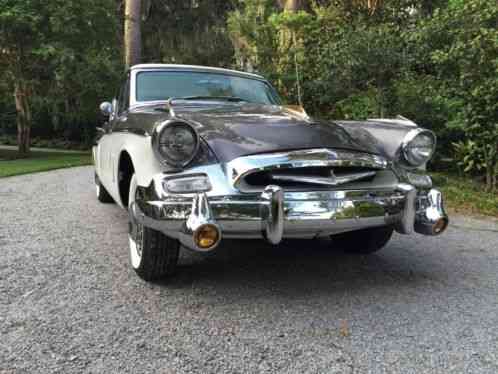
[277,0,309,11]
[228,0,278,71]
[425,0,498,191]
[124,0,142,69]
[0,0,120,154]
[0,0,46,155]
[141,1,236,67]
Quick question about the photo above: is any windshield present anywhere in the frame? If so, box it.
[136,71,281,105]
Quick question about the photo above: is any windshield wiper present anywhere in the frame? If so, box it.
[171,96,247,103]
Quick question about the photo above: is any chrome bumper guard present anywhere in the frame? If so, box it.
[415,189,449,235]
[129,182,448,252]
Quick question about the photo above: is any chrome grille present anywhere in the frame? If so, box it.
[243,166,377,190]
[224,148,392,193]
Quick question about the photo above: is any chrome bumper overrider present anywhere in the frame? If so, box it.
[129,181,448,252]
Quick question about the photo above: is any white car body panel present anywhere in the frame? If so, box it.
[94,132,162,208]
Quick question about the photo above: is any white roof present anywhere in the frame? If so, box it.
[130,64,265,81]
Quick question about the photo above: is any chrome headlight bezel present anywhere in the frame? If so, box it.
[152,120,200,169]
[401,129,437,168]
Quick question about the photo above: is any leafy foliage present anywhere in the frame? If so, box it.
[228,0,498,191]
[424,0,498,191]
[0,0,121,147]
[0,0,496,190]
[142,1,237,67]
[453,140,488,174]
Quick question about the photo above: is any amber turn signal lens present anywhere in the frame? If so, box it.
[194,224,220,249]
[433,218,448,235]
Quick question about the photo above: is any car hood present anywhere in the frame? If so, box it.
[172,103,378,163]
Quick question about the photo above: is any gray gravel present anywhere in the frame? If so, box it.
[1,166,497,374]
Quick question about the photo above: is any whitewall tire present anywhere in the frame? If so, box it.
[128,174,180,281]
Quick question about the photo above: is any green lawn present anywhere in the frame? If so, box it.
[0,149,92,178]
[431,172,498,218]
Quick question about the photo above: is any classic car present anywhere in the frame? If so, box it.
[94,64,448,281]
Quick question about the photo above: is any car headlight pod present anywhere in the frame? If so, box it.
[401,129,436,167]
[152,120,200,168]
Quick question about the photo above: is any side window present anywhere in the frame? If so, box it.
[115,86,124,116]
[116,76,130,116]
[122,78,130,112]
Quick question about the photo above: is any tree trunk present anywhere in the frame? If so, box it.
[493,163,497,193]
[124,0,142,69]
[349,0,382,15]
[279,0,307,12]
[367,0,382,14]
[14,82,32,156]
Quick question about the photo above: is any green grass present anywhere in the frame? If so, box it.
[0,149,92,178]
[432,172,498,218]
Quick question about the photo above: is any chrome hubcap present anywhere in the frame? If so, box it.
[128,174,143,268]
[129,219,144,269]
[133,222,144,258]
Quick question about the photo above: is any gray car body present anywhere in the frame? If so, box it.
[109,64,419,168]
[94,64,446,258]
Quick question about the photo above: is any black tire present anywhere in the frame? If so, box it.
[130,225,180,281]
[95,173,114,203]
[128,174,179,281]
[330,226,394,254]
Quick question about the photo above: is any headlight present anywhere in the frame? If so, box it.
[402,129,436,167]
[152,120,199,168]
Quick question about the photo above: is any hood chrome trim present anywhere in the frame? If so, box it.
[225,148,388,190]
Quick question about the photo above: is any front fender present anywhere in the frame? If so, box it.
[116,133,163,192]
[335,118,421,161]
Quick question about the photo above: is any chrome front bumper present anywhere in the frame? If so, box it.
[130,182,448,252]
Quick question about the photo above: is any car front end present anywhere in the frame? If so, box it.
[100,64,449,281]
[130,143,448,252]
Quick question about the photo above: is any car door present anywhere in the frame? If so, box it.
[98,77,129,192]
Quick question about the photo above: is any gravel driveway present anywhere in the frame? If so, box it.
[1,166,497,373]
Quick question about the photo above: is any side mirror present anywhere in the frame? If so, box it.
[100,101,113,117]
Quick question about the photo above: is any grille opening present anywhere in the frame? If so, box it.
[242,166,377,191]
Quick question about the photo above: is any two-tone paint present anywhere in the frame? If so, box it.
[94,64,448,254]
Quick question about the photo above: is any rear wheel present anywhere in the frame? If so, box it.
[95,173,114,203]
[330,226,394,254]
[128,174,179,281]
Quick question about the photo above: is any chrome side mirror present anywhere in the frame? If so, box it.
[100,101,113,117]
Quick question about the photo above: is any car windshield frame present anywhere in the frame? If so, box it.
[134,70,282,106]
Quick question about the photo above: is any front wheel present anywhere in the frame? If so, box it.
[330,226,394,254]
[128,174,179,281]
